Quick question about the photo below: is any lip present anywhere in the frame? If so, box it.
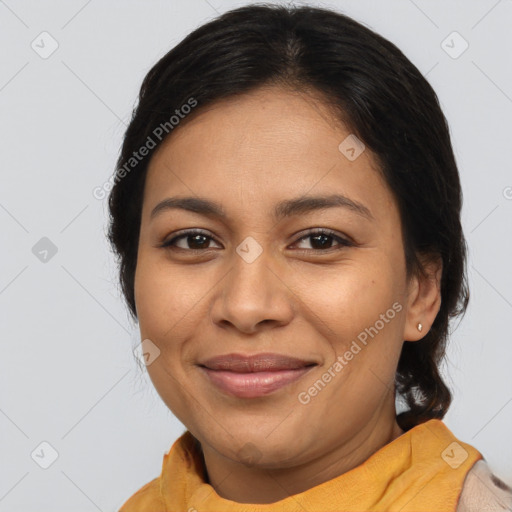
[198,352,317,398]
[199,352,316,372]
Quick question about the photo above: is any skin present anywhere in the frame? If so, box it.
[134,85,443,504]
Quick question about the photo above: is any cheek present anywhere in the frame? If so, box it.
[133,254,217,384]
[134,252,194,335]
[302,264,405,387]
[134,256,202,418]
[297,260,397,335]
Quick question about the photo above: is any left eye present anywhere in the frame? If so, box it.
[160,229,352,252]
[292,229,353,251]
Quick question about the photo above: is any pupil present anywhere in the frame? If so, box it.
[190,235,208,249]
[312,234,331,249]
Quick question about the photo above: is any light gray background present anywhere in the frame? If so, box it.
[1,1,511,510]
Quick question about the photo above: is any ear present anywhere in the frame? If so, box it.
[403,253,443,342]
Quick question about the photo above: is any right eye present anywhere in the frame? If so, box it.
[160,229,222,252]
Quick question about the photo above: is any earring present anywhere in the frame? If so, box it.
[417,323,423,332]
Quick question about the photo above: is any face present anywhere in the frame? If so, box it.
[134,85,416,470]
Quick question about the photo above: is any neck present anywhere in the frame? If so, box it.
[200,406,404,504]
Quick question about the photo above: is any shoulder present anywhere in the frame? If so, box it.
[457,459,512,512]
[118,476,166,511]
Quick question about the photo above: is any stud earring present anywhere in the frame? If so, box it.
[417,323,423,332]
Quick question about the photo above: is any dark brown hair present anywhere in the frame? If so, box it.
[107,4,469,432]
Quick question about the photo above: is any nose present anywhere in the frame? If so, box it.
[210,247,294,334]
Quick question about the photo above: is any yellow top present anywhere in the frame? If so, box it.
[119,419,482,512]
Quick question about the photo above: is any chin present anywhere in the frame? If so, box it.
[207,427,304,469]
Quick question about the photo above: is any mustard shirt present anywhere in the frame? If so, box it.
[119,419,484,511]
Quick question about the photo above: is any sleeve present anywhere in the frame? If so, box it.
[456,459,512,512]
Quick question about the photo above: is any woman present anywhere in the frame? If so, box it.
[108,4,512,511]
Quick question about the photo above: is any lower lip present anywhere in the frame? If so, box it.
[200,366,314,398]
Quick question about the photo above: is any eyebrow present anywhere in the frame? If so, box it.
[150,194,374,222]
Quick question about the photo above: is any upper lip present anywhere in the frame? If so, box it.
[199,353,317,372]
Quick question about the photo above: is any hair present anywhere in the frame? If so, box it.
[107,3,469,432]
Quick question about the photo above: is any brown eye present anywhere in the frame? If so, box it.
[293,229,353,251]
[161,230,221,251]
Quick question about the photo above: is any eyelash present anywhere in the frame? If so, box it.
[159,228,354,254]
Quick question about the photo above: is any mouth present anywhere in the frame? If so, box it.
[197,352,317,398]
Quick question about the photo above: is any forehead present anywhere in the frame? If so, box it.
[143,85,397,227]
